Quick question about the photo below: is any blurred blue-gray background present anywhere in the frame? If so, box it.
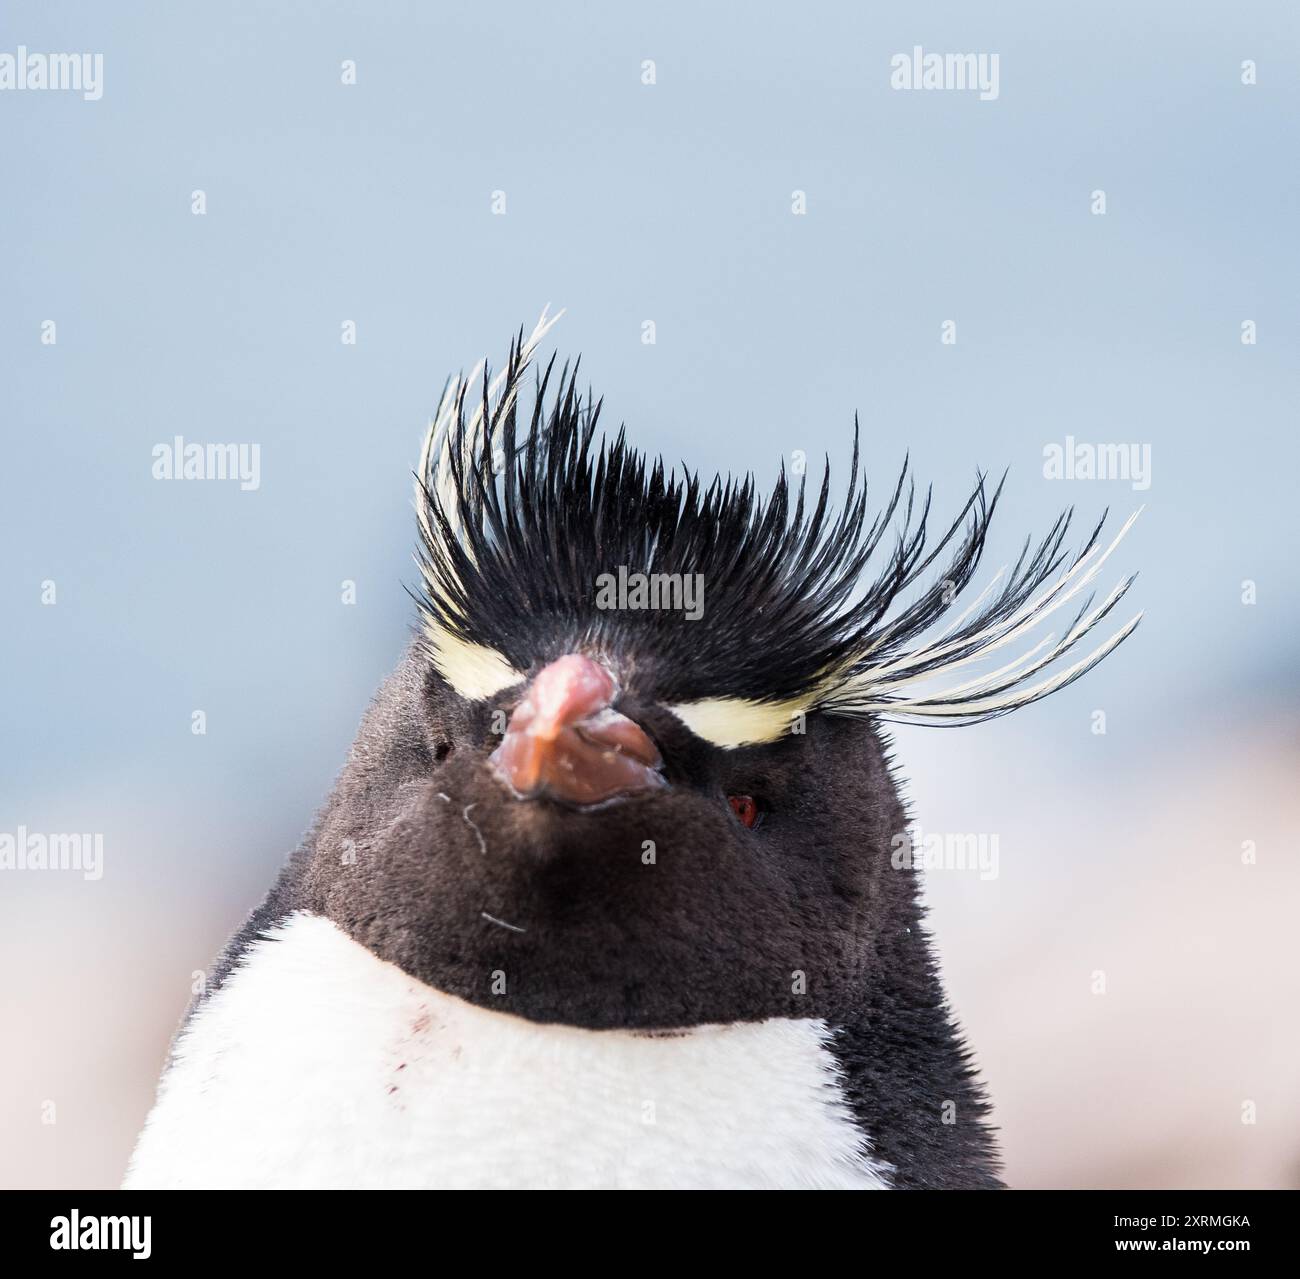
[2,1,1297,1188]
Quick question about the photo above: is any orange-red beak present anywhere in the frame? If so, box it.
[488,654,665,806]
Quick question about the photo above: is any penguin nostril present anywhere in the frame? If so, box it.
[434,741,454,764]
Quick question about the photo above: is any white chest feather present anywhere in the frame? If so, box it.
[125,913,891,1189]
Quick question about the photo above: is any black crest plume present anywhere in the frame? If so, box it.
[415,313,1141,726]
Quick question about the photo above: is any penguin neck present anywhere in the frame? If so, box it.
[131,911,896,1190]
[831,896,1003,1188]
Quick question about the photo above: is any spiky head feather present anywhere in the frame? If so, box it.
[414,315,1140,743]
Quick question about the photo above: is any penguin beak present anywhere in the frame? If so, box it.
[488,654,666,806]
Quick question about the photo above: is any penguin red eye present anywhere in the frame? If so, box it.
[728,795,760,829]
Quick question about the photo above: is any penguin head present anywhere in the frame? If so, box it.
[305,317,1141,1031]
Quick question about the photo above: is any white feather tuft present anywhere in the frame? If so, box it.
[822,508,1143,724]
[413,310,563,695]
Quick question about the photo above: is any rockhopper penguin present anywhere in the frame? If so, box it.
[126,311,1141,1190]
